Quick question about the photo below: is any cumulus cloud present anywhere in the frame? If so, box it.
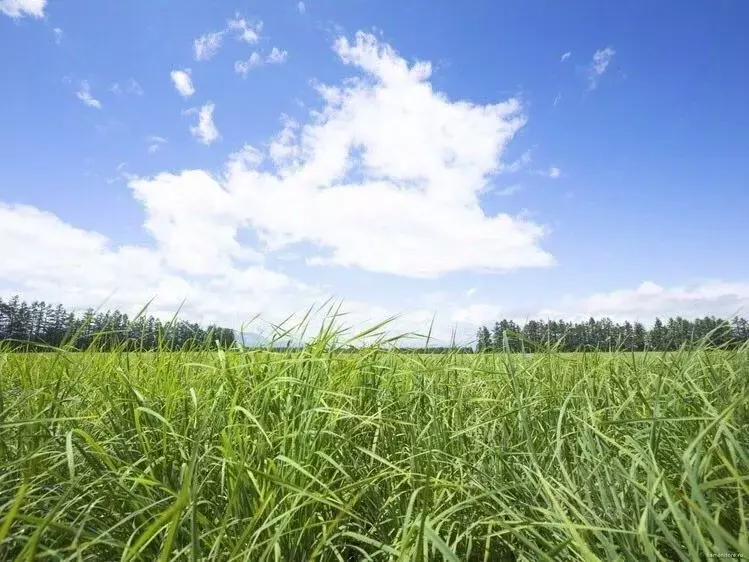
[187,103,220,145]
[0,0,45,18]
[0,203,319,329]
[588,46,615,89]
[147,31,552,278]
[76,81,101,109]
[4,199,748,344]
[128,171,251,274]
[0,31,566,343]
[170,69,195,97]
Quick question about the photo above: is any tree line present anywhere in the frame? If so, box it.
[476,316,749,352]
[0,296,235,351]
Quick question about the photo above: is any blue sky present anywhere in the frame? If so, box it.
[2,0,748,342]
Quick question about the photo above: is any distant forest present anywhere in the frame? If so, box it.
[0,296,235,351]
[477,316,749,352]
[3,295,749,354]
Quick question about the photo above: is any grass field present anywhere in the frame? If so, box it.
[1,334,748,560]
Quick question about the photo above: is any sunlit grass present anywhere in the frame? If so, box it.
[0,315,747,560]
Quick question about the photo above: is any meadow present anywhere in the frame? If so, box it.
[1,331,748,560]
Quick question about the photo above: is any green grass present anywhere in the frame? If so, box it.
[1,326,748,560]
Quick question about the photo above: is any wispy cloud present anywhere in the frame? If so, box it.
[588,46,615,89]
[146,136,168,154]
[194,15,264,61]
[553,93,562,106]
[110,78,143,96]
[170,69,195,97]
[187,103,220,145]
[53,27,63,44]
[194,31,225,61]
[297,1,306,13]
[560,51,571,62]
[127,78,143,96]
[76,81,101,109]
[533,167,562,179]
[495,184,524,196]
[227,15,263,43]
[105,162,135,184]
[235,53,264,76]
[267,47,288,64]
[500,150,532,174]
[235,48,288,76]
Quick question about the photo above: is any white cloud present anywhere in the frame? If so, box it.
[588,46,615,89]
[266,47,289,64]
[560,51,571,62]
[537,281,749,324]
[0,203,172,310]
[170,69,195,97]
[53,27,63,43]
[145,31,552,278]
[268,116,300,165]
[194,16,264,61]
[188,103,220,145]
[227,15,262,43]
[0,203,318,329]
[76,81,101,109]
[531,167,561,179]
[501,149,532,173]
[267,47,288,64]
[234,52,264,76]
[194,31,225,61]
[235,48,288,75]
[0,0,45,18]
[105,162,133,185]
[111,79,144,96]
[553,93,561,106]
[4,206,748,345]
[127,78,144,96]
[297,1,306,13]
[494,184,523,196]
[451,303,504,326]
[128,171,249,274]
[146,135,168,154]
[229,144,264,169]
[0,31,570,344]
